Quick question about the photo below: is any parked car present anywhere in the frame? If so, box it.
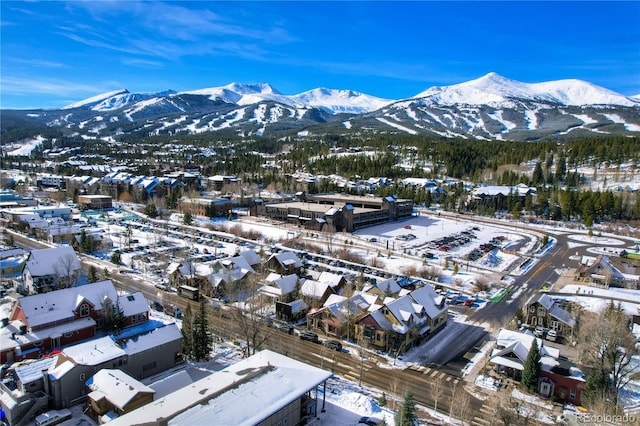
[165,304,182,318]
[324,340,343,351]
[463,297,476,306]
[272,320,294,334]
[150,300,164,312]
[546,329,558,342]
[300,331,320,343]
[534,326,546,337]
[359,417,381,426]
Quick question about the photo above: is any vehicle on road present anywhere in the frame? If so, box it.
[300,331,320,343]
[35,409,72,426]
[358,416,381,426]
[324,340,343,351]
[150,301,164,312]
[177,284,200,301]
[165,304,183,318]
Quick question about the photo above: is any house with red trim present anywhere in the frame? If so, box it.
[489,329,586,405]
[1,280,149,364]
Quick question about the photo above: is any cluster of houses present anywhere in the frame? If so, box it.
[169,247,450,356]
[0,280,183,424]
[0,276,331,426]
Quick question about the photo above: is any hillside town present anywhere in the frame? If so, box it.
[1,154,639,426]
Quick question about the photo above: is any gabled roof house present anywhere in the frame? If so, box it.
[1,280,149,364]
[21,246,82,294]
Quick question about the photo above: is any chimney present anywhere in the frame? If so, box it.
[20,325,27,335]
[1,318,8,327]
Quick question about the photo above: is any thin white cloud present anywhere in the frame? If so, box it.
[10,58,66,68]
[53,1,295,60]
[1,76,117,97]
[121,58,165,69]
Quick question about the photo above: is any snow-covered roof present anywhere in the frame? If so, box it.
[87,369,155,410]
[288,299,309,314]
[24,246,81,277]
[14,356,59,385]
[371,278,402,296]
[239,249,262,266]
[60,336,125,367]
[108,350,332,426]
[408,285,448,319]
[117,323,182,355]
[219,255,256,276]
[301,279,331,298]
[318,271,344,288]
[535,294,576,328]
[491,329,560,370]
[118,292,150,317]
[266,274,298,294]
[270,251,303,269]
[385,296,425,334]
[18,280,118,329]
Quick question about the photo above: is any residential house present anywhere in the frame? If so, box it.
[0,356,57,425]
[260,273,299,303]
[85,369,155,422]
[364,278,403,298]
[307,292,378,340]
[209,254,257,298]
[48,322,182,409]
[356,285,448,354]
[107,350,331,426]
[276,299,309,322]
[489,329,586,405]
[21,246,82,294]
[316,271,347,294]
[300,279,335,309]
[267,251,304,275]
[575,254,637,289]
[1,280,149,364]
[525,294,576,339]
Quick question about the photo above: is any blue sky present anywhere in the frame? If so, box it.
[1,1,639,109]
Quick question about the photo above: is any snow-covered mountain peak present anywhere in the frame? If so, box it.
[531,79,639,106]
[223,82,281,95]
[291,88,393,114]
[414,73,638,107]
[63,89,129,109]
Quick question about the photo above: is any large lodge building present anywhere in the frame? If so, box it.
[252,193,414,232]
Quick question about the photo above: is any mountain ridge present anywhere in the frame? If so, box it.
[3,73,639,143]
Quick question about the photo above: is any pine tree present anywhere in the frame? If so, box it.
[181,303,194,359]
[395,391,417,426]
[88,265,98,283]
[585,363,611,404]
[521,339,542,393]
[192,301,212,361]
[183,211,193,226]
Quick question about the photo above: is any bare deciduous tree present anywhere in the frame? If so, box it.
[578,302,638,408]
[55,254,81,288]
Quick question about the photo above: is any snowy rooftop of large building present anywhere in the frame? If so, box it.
[109,349,332,426]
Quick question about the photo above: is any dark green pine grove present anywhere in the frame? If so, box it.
[2,133,639,224]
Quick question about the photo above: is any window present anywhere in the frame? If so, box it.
[570,388,576,400]
[142,361,157,372]
[80,304,89,317]
[79,373,85,381]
